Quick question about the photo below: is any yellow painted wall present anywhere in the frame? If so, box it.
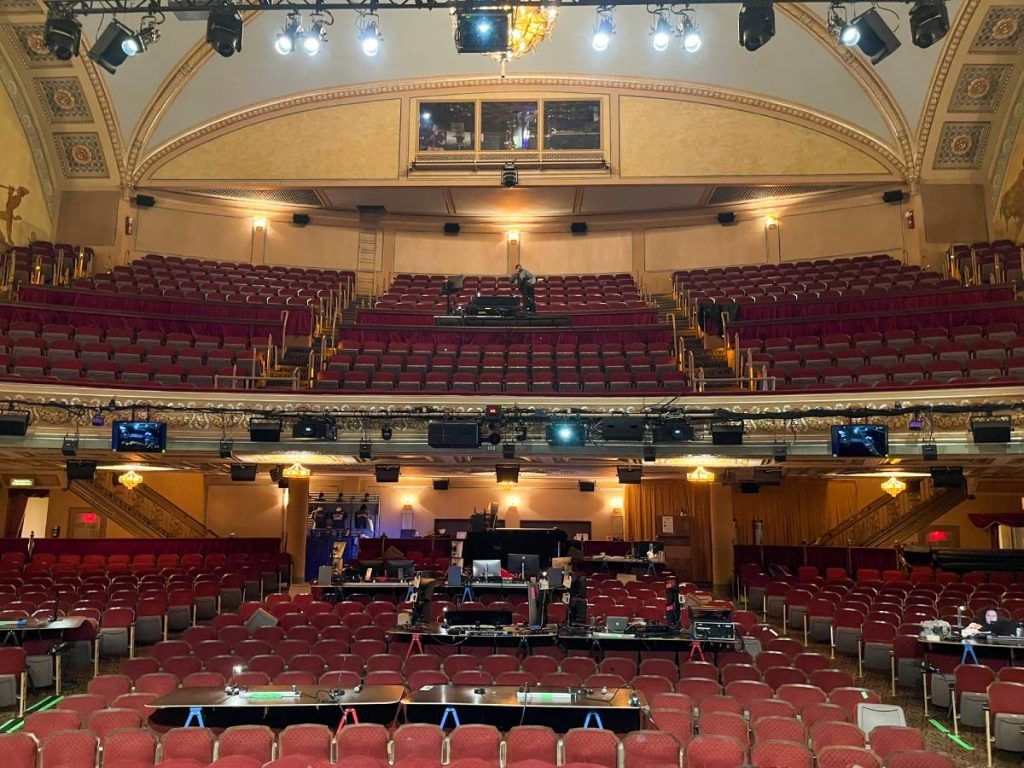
[0,81,51,244]
[619,97,890,178]
[995,120,1024,242]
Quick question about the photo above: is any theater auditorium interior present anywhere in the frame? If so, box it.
[1,0,1024,766]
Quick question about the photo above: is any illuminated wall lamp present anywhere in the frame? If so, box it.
[507,495,520,509]
[252,216,268,231]
[763,214,779,228]
[506,230,520,244]
[401,494,416,508]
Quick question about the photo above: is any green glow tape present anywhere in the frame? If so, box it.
[947,735,975,751]
[929,719,950,734]
[7,721,23,733]
[36,696,63,712]
[860,691,869,698]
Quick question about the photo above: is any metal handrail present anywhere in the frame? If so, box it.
[667,313,678,357]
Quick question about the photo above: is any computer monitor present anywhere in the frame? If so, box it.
[385,559,415,580]
[507,553,540,579]
[472,559,501,579]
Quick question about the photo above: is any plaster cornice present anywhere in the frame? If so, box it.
[0,44,55,217]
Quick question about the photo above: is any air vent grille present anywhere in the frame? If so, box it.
[180,188,323,207]
[708,184,848,205]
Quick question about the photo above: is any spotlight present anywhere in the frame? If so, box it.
[207,4,243,57]
[738,0,775,51]
[303,11,330,55]
[219,438,233,459]
[358,13,381,56]
[275,12,302,54]
[61,435,79,457]
[845,8,900,64]
[650,9,672,52]
[829,4,859,45]
[381,424,392,441]
[840,23,860,45]
[89,20,137,74]
[681,15,702,52]
[592,7,614,52]
[546,421,586,447]
[500,163,519,188]
[487,429,502,446]
[45,12,82,60]
[909,0,948,48]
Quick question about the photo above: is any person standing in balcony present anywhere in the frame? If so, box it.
[512,263,537,313]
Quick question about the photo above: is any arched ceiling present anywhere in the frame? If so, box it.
[2,0,1023,211]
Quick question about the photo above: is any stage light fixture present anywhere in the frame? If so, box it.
[358,12,381,56]
[496,464,520,484]
[381,424,392,441]
[219,438,233,458]
[681,14,702,52]
[303,11,330,55]
[502,442,515,459]
[485,405,502,418]
[45,11,82,60]
[487,428,502,446]
[909,0,948,48]
[275,11,302,54]
[500,163,519,188]
[546,420,586,447]
[88,19,148,73]
[207,4,243,57]
[650,9,672,52]
[61,435,79,457]
[846,7,900,64]
[738,0,775,51]
[773,443,788,462]
[592,6,614,51]
[359,441,372,459]
[643,445,656,462]
[908,413,923,431]
[828,4,859,45]
[922,442,939,461]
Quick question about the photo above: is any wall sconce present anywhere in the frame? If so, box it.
[401,494,416,508]
[507,495,520,509]
[252,216,268,231]
[506,230,520,244]
[763,214,779,229]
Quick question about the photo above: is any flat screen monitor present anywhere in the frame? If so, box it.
[472,559,502,579]
[831,424,888,458]
[112,420,167,453]
[507,553,540,578]
[445,608,513,627]
[385,559,415,579]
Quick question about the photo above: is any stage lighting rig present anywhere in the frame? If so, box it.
[207,3,243,57]
[275,11,303,54]
[591,6,614,51]
[908,0,948,48]
[500,162,519,188]
[546,420,587,447]
[827,3,859,45]
[650,8,672,51]
[358,11,381,55]
[680,11,702,52]
[90,17,160,73]
[844,7,900,64]
[303,10,332,55]
[45,10,82,60]
[738,0,774,51]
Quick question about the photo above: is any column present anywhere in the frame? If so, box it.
[284,477,310,584]
[709,484,735,597]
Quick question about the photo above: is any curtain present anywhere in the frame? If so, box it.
[624,479,714,582]
[5,490,47,538]
[730,479,873,545]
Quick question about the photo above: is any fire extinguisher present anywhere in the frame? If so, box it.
[905,210,915,229]
[125,216,133,236]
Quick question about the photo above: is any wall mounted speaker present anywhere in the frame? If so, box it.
[134,194,155,208]
[496,464,520,484]
[971,417,1011,444]
[921,443,939,461]
[444,222,460,234]
[754,468,782,486]
[0,412,30,436]
[717,212,736,225]
[375,465,400,483]
[882,189,906,204]
[428,422,481,449]
[930,466,964,487]
[570,221,588,234]
[249,419,281,442]
[433,479,450,491]
[66,460,97,481]
[293,213,311,225]
[600,417,646,441]
[617,466,642,485]
[711,422,744,445]
[230,463,257,482]
[578,480,596,492]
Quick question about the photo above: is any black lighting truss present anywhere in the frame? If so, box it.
[47,0,922,13]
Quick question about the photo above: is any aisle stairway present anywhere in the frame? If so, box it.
[70,475,217,538]
[652,292,734,385]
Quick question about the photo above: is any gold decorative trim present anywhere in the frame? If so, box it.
[915,0,983,176]
[79,53,124,181]
[135,74,905,184]
[0,43,55,217]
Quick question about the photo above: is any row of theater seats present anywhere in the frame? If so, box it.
[737,324,1022,353]
[0,323,255,349]
[674,255,916,292]
[951,239,1023,284]
[316,368,686,392]
[688,271,952,306]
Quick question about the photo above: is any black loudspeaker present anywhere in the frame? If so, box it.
[617,466,642,484]
[882,189,905,204]
[0,412,30,436]
[66,460,97,481]
[711,422,744,445]
[930,466,965,487]
[375,465,400,483]
[717,212,736,225]
[600,417,646,441]
[443,222,460,235]
[740,482,760,494]
[653,420,695,442]
[754,468,782,486]
[428,422,481,449]
[971,417,1011,444]
[643,445,657,462]
[578,480,596,492]
[921,443,939,461]
[230,463,257,481]
[570,221,588,234]
[135,194,155,208]
[244,608,279,631]
[249,420,281,442]
[433,479,450,491]
[293,213,310,225]
[496,464,519,484]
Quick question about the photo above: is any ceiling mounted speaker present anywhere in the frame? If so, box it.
[0,412,30,436]
[617,466,642,485]
[600,417,646,441]
[134,194,155,208]
[427,422,481,449]
[971,417,1011,444]
[66,460,97,481]
[375,465,400,483]
[230,463,257,482]
[882,189,905,204]
[444,222,460,235]
[433,479,450,491]
[578,480,595,492]
[717,212,736,225]
[293,213,310,225]
[570,222,587,235]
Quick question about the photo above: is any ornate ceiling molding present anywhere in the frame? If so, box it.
[0,44,55,217]
[914,0,982,177]
[135,73,906,183]
[79,53,125,180]
[778,3,914,176]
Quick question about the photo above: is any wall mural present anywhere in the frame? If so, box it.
[0,183,29,246]
[1000,154,1024,239]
